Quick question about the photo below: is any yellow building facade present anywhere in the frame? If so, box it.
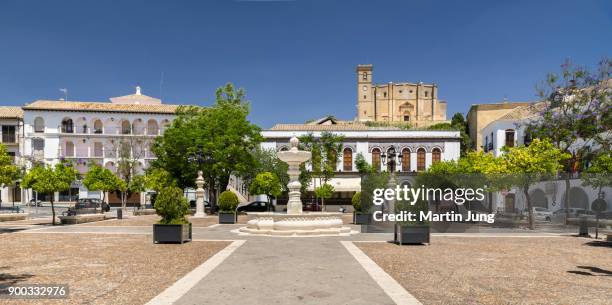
[356,64,447,127]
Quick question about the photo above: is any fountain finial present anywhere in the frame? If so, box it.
[290,136,299,149]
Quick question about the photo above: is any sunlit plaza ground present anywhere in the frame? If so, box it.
[1,213,610,305]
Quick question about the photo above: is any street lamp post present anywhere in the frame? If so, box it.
[188,145,213,218]
[380,147,402,214]
[381,146,402,172]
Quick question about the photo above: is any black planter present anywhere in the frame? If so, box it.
[394,224,430,245]
[354,213,372,225]
[153,223,192,244]
[219,212,236,224]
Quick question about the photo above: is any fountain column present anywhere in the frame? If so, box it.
[283,137,308,214]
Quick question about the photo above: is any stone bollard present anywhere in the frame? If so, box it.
[578,215,589,237]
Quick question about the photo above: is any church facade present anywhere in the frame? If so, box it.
[356,64,447,127]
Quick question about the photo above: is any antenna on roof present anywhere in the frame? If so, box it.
[59,88,68,101]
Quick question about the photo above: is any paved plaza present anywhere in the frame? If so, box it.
[0,215,610,305]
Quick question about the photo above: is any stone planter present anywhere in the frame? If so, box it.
[153,223,192,244]
[219,212,236,224]
[59,214,105,224]
[394,224,430,245]
[133,209,157,216]
[354,213,372,225]
[0,213,28,222]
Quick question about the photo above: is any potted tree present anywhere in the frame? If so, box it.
[395,199,430,245]
[153,186,191,244]
[218,191,239,224]
[352,192,370,225]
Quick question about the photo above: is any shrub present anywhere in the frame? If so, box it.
[154,186,190,224]
[218,191,239,213]
[351,192,362,212]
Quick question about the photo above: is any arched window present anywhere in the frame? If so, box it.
[34,117,45,133]
[61,118,73,133]
[132,119,145,135]
[401,148,411,172]
[343,148,352,171]
[505,129,515,148]
[65,141,75,157]
[147,119,159,135]
[362,72,367,80]
[93,119,103,134]
[121,120,131,135]
[417,148,426,171]
[432,148,441,164]
[372,148,381,170]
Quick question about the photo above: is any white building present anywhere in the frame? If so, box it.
[0,107,24,205]
[480,103,611,213]
[21,87,178,205]
[260,117,461,209]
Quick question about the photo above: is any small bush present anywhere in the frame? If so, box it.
[351,192,362,212]
[154,186,190,224]
[218,191,239,213]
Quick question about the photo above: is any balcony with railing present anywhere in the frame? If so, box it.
[57,125,162,136]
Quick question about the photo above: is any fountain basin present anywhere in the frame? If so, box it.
[238,212,354,236]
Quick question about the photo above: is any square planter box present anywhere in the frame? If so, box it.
[354,213,372,225]
[219,213,236,224]
[153,223,192,244]
[394,224,430,245]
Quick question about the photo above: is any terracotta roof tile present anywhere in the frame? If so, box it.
[23,100,179,114]
[0,107,23,119]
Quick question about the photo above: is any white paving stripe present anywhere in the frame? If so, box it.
[18,230,150,235]
[145,240,246,305]
[341,241,422,305]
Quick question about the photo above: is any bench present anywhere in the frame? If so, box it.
[59,214,105,224]
[0,213,28,222]
[602,230,612,242]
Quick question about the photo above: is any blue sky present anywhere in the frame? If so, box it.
[0,0,610,128]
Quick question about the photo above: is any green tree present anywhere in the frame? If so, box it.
[109,137,150,211]
[152,83,263,208]
[248,172,282,211]
[501,139,570,229]
[22,162,78,225]
[314,183,335,208]
[581,151,612,199]
[154,186,190,224]
[144,168,176,192]
[355,152,374,175]
[82,164,123,204]
[298,132,344,209]
[243,147,289,192]
[524,58,611,221]
[428,113,472,156]
[218,190,239,213]
[0,144,19,208]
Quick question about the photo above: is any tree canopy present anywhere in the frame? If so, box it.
[0,144,19,189]
[82,164,123,203]
[22,162,78,225]
[249,171,282,210]
[152,83,263,205]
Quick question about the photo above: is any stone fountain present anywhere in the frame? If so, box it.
[238,137,353,236]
